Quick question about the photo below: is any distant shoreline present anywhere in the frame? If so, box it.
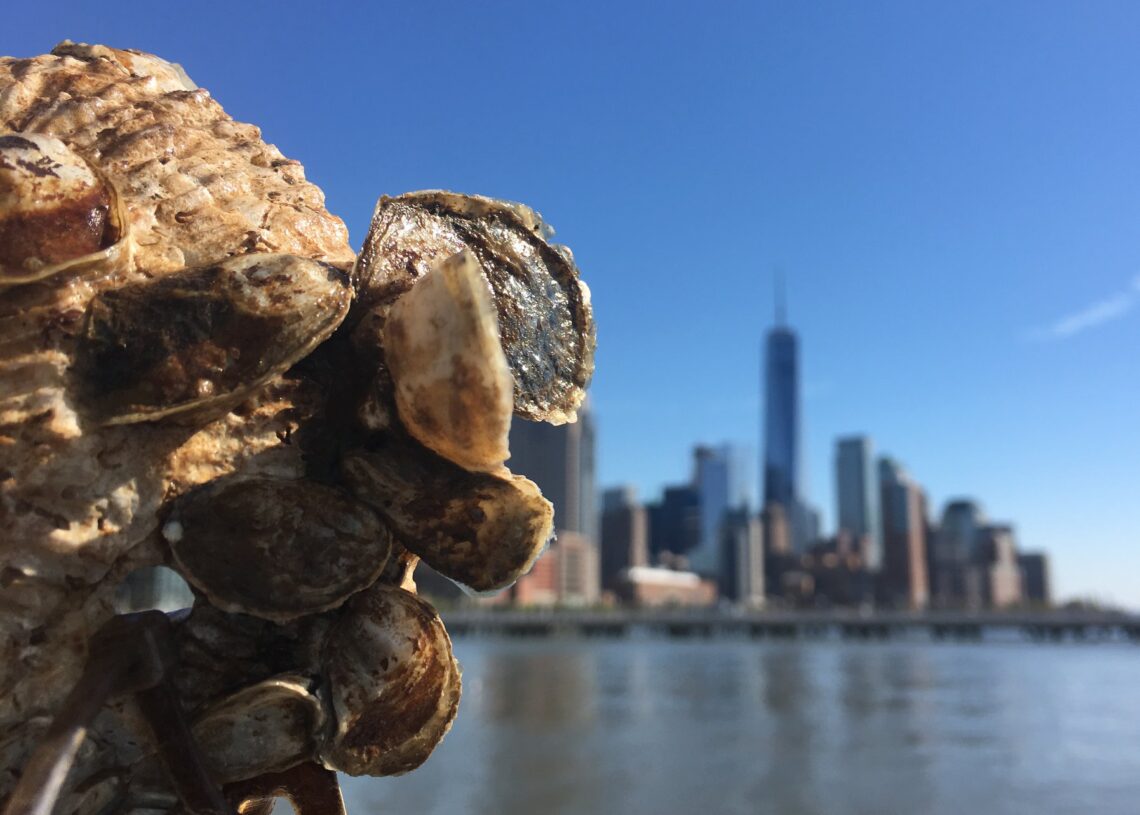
[439,606,1140,644]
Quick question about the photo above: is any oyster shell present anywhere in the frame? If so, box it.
[0,42,595,814]
[342,443,554,593]
[0,44,354,805]
[73,255,352,425]
[0,132,128,285]
[164,478,391,622]
[319,585,460,777]
[355,191,596,424]
[172,603,327,716]
[191,676,325,784]
[384,249,513,472]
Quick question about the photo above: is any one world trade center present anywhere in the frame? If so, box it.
[762,280,813,551]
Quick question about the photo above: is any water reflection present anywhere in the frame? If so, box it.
[344,641,1140,815]
[479,645,599,727]
[756,647,818,815]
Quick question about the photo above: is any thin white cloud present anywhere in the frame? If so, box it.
[1028,280,1138,341]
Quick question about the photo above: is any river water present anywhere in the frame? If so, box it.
[340,639,1140,814]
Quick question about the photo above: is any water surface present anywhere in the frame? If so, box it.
[342,640,1140,814]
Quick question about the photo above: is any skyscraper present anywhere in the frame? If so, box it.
[931,499,986,608]
[691,444,750,577]
[878,457,929,610]
[836,436,883,570]
[975,524,1023,609]
[508,404,599,603]
[508,406,597,542]
[719,508,765,607]
[936,499,986,563]
[1018,552,1052,606]
[600,486,649,593]
[647,485,701,562]
[762,279,811,551]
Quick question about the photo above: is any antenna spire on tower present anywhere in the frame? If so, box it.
[775,270,786,326]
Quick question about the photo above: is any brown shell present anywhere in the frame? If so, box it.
[73,254,352,425]
[172,602,329,716]
[192,675,326,784]
[342,442,554,593]
[0,132,129,285]
[319,585,460,777]
[165,478,392,622]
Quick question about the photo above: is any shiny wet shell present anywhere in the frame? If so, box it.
[355,191,595,425]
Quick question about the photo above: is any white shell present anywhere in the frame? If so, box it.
[384,249,513,472]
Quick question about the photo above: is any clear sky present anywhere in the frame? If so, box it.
[6,2,1139,607]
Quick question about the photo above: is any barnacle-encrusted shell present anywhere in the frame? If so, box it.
[74,255,352,424]
[165,478,391,622]
[319,585,460,777]
[342,443,554,593]
[0,132,128,284]
[1,41,595,811]
[384,249,513,472]
[0,42,352,790]
[0,43,353,274]
[355,191,595,424]
[192,676,326,784]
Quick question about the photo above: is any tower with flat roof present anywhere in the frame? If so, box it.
[836,436,883,570]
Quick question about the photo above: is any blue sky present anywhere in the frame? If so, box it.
[6,2,1139,606]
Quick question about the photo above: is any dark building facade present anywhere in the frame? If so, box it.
[648,485,701,563]
[1018,552,1052,606]
[691,444,751,579]
[930,499,986,608]
[600,486,649,593]
[762,324,800,514]
[508,407,596,542]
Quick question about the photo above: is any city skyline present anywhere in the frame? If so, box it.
[601,298,1056,608]
[7,3,1138,607]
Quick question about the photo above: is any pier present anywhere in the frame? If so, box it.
[441,608,1140,643]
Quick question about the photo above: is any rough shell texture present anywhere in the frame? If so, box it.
[0,132,123,283]
[172,604,328,716]
[320,585,461,777]
[0,41,353,720]
[0,41,594,813]
[0,42,353,798]
[74,254,352,424]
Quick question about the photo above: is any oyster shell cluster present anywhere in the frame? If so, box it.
[0,43,594,814]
